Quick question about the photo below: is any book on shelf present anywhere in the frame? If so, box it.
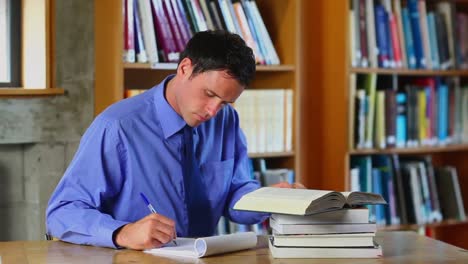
[234,89,293,154]
[268,238,382,259]
[271,233,376,248]
[352,75,468,150]
[349,0,468,70]
[133,0,148,63]
[151,0,180,62]
[124,0,136,63]
[123,0,280,65]
[435,166,466,221]
[137,0,160,64]
[350,153,466,226]
[233,187,386,215]
[271,208,369,225]
[163,0,187,52]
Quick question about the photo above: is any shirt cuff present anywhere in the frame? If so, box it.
[98,218,129,249]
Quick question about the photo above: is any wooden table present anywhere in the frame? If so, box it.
[0,231,467,263]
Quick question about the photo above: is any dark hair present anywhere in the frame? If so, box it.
[178,30,256,87]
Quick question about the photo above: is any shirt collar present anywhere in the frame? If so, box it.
[154,74,186,139]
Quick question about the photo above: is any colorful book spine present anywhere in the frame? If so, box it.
[162,0,185,52]
[151,0,179,62]
[124,0,136,63]
[375,5,390,68]
[359,0,369,67]
[133,0,148,63]
[408,0,425,68]
[418,0,432,69]
[137,0,159,64]
[250,0,280,65]
[396,93,407,147]
[175,0,194,37]
[389,10,403,68]
[402,8,417,69]
[427,13,440,69]
[437,83,449,144]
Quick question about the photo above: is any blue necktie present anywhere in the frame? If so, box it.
[182,125,214,237]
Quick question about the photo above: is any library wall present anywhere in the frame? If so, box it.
[0,0,94,240]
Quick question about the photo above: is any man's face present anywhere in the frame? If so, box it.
[176,68,245,127]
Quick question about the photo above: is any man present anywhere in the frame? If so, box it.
[46,30,300,250]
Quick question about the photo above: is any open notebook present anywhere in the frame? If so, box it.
[144,232,257,258]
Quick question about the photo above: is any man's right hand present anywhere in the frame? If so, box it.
[114,214,176,250]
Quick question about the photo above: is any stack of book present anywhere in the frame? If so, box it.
[234,187,387,258]
[269,208,381,258]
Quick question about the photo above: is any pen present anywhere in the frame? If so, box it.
[140,192,178,246]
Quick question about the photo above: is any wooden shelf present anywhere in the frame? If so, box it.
[0,88,65,97]
[350,67,468,76]
[378,220,468,231]
[349,144,468,155]
[248,151,294,158]
[125,63,177,70]
[124,63,295,72]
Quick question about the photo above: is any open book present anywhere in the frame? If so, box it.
[144,232,257,259]
[233,187,386,215]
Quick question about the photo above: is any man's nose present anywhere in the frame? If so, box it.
[205,100,223,118]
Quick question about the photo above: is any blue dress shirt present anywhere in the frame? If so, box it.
[46,75,268,248]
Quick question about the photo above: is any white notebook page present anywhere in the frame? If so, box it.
[144,232,257,258]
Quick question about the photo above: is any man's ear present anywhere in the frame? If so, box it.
[177,57,193,77]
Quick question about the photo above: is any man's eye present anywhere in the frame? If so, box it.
[206,91,215,97]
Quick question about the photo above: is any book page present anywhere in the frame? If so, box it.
[342,192,387,205]
[144,232,257,259]
[233,187,341,215]
[245,187,333,201]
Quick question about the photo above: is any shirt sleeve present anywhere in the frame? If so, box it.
[46,116,129,248]
[224,110,270,225]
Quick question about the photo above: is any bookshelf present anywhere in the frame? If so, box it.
[304,0,468,248]
[95,0,305,179]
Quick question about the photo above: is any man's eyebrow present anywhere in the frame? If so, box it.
[207,89,235,104]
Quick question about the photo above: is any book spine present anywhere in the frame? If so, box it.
[151,0,180,62]
[232,2,263,64]
[208,0,225,30]
[191,0,209,31]
[366,0,378,68]
[182,0,200,32]
[199,0,216,30]
[175,0,194,37]
[427,13,440,69]
[137,0,159,64]
[408,0,425,68]
[133,0,148,63]
[169,0,191,45]
[396,92,407,147]
[389,11,402,68]
[162,0,185,52]
[402,7,417,69]
[124,0,136,63]
[249,0,280,65]
[385,89,396,147]
[437,83,449,144]
[418,0,432,69]
[394,0,408,68]
[359,0,369,67]
[375,5,390,68]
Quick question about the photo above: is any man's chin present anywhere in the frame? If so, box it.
[185,118,200,127]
